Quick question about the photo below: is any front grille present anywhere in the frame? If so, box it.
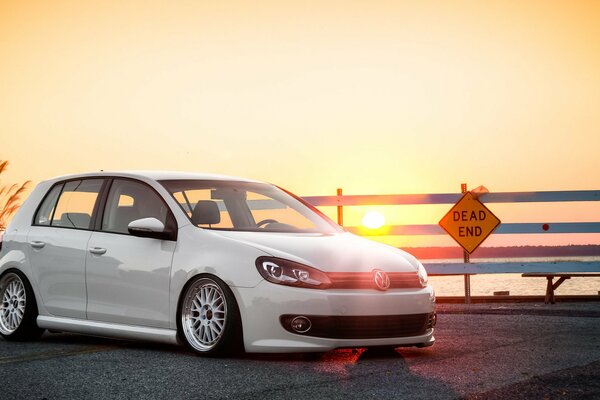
[327,272,422,289]
[280,313,433,339]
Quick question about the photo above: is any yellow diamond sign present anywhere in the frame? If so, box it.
[439,192,501,254]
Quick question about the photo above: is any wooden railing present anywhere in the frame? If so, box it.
[302,189,600,302]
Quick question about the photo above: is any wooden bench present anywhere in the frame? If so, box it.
[521,273,600,304]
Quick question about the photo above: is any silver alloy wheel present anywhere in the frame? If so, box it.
[0,273,26,335]
[181,278,228,352]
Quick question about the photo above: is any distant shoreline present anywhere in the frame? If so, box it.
[402,245,600,260]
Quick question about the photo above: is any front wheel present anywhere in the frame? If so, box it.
[0,270,44,341]
[178,275,242,356]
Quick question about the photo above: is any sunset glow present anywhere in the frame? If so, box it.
[1,1,599,247]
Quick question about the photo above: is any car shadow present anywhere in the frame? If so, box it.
[239,346,456,398]
[9,332,458,399]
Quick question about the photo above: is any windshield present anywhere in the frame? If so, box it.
[160,180,342,234]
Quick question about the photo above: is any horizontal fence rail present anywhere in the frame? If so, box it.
[424,261,600,275]
[343,222,600,236]
[303,190,600,206]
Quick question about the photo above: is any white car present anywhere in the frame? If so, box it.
[0,171,435,355]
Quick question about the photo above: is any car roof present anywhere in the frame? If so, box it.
[44,170,264,184]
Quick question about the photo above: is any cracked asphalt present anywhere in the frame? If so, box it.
[1,302,599,399]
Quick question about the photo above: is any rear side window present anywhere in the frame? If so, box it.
[34,184,64,225]
[51,180,103,229]
[35,179,103,230]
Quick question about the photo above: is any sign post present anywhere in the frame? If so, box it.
[439,184,501,303]
[461,184,471,303]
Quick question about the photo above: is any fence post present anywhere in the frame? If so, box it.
[461,183,472,304]
[337,188,343,226]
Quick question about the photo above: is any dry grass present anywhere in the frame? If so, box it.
[0,160,31,230]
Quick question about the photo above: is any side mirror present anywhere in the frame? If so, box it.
[128,218,174,240]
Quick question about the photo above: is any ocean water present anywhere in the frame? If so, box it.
[425,257,600,296]
[428,274,600,296]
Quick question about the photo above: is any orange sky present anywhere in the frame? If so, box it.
[1,1,599,247]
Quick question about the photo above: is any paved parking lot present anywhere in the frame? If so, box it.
[2,303,600,399]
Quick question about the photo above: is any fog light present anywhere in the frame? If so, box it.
[291,316,311,333]
[427,312,437,329]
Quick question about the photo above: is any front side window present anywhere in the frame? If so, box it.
[161,180,342,234]
[171,189,234,229]
[102,179,172,234]
[50,179,104,229]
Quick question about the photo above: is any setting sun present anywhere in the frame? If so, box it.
[362,211,386,230]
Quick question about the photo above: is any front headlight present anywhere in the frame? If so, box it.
[417,262,428,287]
[255,257,331,289]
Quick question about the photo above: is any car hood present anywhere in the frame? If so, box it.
[207,230,420,273]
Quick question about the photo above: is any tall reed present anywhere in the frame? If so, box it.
[0,160,31,230]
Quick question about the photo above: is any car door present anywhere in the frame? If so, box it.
[27,178,105,319]
[85,178,176,328]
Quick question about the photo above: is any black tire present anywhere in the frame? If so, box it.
[0,270,45,341]
[177,274,243,356]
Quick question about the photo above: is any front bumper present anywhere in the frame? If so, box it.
[232,280,436,353]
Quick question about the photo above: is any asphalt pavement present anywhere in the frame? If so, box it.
[1,302,599,399]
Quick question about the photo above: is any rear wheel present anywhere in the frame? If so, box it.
[178,275,242,356]
[0,270,44,341]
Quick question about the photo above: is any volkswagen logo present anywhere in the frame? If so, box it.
[372,269,390,291]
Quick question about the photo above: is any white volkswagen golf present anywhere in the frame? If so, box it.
[0,171,435,355]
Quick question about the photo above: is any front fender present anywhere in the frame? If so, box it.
[168,226,266,329]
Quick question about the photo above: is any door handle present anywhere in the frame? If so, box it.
[30,241,46,249]
[89,247,107,255]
